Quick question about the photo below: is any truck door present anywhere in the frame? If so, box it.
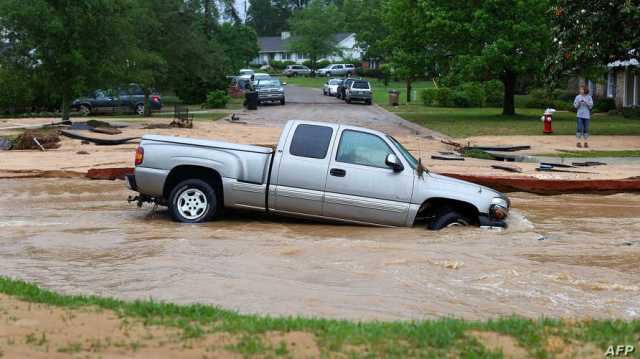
[272,123,338,217]
[323,127,414,226]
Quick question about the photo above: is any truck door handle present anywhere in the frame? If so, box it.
[330,168,346,177]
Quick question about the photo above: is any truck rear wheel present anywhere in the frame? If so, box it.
[169,179,218,223]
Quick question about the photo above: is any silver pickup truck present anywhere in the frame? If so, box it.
[127,120,509,230]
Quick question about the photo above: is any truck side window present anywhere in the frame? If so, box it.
[336,130,393,168]
[289,124,333,159]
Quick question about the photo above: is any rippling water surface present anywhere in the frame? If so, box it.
[1,178,639,320]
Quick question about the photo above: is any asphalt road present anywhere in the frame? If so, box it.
[239,85,443,138]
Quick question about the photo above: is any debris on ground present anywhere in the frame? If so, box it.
[60,130,139,146]
[573,161,607,167]
[90,127,122,135]
[540,162,574,168]
[77,151,90,155]
[431,154,464,161]
[86,119,114,128]
[226,113,248,124]
[0,137,12,150]
[536,165,593,174]
[12,129,61,150]
[464,145,531,152]
[169,117,193,128]
[491,165,523,173]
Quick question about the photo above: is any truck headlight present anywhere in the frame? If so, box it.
[490,197,509,220]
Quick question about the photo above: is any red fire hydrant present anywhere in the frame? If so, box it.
[542,108,555,134]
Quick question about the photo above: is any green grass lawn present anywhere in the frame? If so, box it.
[391,105,640,138]
[282,76,433,105]
[540,150,640,158]
[1,276,637,358]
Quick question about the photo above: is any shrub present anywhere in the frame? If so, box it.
[458,82,486,107]
[483,80,504,107]
[593,98,616,113]
[357,68,385,79]
[434,88,452,107]
[269,60,295,70]
[420,88,438,106]
[205,90,230,109]
[451,90,472,107]
[622,107,640,118]
[420,88,452,107]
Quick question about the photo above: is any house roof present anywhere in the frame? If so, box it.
[258,33,353,53]
[608,58,639,68]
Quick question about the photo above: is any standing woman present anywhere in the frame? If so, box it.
[573,85,593,148]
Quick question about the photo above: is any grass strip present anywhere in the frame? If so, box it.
[1,276,638,357]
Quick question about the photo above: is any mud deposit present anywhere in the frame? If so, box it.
[1,178,639,321]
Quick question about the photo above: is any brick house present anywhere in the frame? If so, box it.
[571,58,639,109]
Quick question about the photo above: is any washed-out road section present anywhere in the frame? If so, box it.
[1,178,639,321]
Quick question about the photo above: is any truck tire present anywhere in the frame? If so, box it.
[280,98,285,105]
[135,103,145,116]
[429,210,470,230]
[169,179,218,223]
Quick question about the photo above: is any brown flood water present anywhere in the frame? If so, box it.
[1,178,639,321]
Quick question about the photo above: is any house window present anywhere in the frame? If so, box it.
[281,52,289,60]
[607,71,616,98]
[587,80,594,96]
[634,73,638,106]
[625,69,634,107]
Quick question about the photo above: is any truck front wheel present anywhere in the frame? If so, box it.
[169,179,218,223]
[429,210,470,230]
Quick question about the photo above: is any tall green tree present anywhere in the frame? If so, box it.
[343,0,388,62]
[382,0,433,102]
[420,0,551,115]
[288,0,343,71]
[0,0,138,121]
[548,0,640,78]
[246,0,291,35]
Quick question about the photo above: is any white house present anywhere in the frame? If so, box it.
[252,32,362,66]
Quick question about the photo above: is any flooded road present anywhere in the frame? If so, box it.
[1,178,639,321]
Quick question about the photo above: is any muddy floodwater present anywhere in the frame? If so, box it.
[1,178,639,321]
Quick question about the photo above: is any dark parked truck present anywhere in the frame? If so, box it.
[72,84,162,116]
[127,120,510,230]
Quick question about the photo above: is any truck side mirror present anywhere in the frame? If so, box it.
[385,154,404,172]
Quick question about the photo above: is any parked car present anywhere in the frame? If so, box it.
[72,84,161,116]
[255,78,285,105]
[335,79,345,99]
[316,64,355,77]
[345,80,373,105]
[239,68,255,76]
[251,72,271,85]
[323,79,342,96]
[283,65,312,77]
[230,75,253,91]
[337,78,356,99]
[127,120,510,230]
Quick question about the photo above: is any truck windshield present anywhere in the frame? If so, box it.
[388,136,418,169]
[256,79,281,88]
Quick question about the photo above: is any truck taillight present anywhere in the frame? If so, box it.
[135,146,144,166]
[151,95,160,103]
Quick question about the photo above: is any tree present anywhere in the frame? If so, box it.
[383,0,434,102]
[288,0,343,71]
[0,0,138,121]
[343,0,389,62]
[421,0,551,115]
[218,23,260,70]
[548,0,640,79]
[246,0,291,35]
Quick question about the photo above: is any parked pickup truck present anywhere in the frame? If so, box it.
[126,120,510,230]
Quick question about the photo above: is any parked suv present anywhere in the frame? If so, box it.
[283,65,312,77]
[337,78,356,99]
[256,78,285,105]
[72,84,161,116]
[316,64,355,77]
[345,80,373,105]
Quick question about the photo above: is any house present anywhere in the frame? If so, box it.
[252,32,362,66]
[570,57,639,109]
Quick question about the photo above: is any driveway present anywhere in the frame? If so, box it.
[240,85,443,138]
